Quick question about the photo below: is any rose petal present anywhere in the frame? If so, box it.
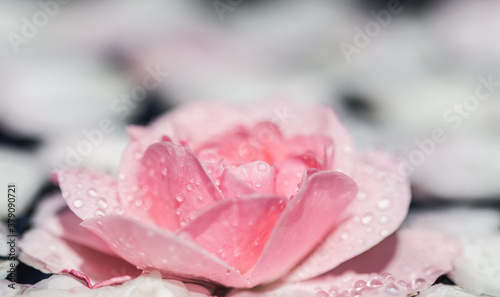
[57,168,123,221]
[245,170,357,286]
[18,229,141,287]
[221,161,276,198]
[134,142,223,230]
[448,235,500,297]
[229,228,460,297]
[275,154,322,198]
[286,151,411,281]
[17,271,210,297]
[178,195,286,273]
[120,101,354,186]
[81,215,251,287]
[418,284,479,297]
[44,208,115,256]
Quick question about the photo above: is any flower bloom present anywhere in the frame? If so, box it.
[19,101,460,295]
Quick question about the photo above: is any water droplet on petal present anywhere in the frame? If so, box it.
[315,290,329,297]
[187,184,193,191]
[412,278,425,290]
[354,280,366,288]
[97,198,108,209]
[378,216,389,224]
[94,209,106,217]
[255,183,261,188]
[357,191,367,200]
[257,162,268,172]
[367,279,383,288]
[73,199,83,208]
[62,191,70,199]
[377,199,392,210]
[176,193,184,202]
[384,284,399,295]
[361,214,373,225]
[87,188,98,198]
[118,173,126,180]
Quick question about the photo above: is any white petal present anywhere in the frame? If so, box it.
[8,271,210,297]
[418,284,479,297]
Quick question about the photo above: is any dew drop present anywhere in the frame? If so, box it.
[380,229,389,237]
[315,290,329,297]
[87,188,98,198]
[161,168,168,176]
[255,183,261,188]
[412,278,425,290]
[357,191,367,200]
[384,284,399,295]
[257,162,268,172]
[97,198,108,209]
[378,216,389,224]
[361,214,373,225]
[94,209,106,217]
[377,199,392,210]
[367,279,383,288]
[62,191,70,199]
[134,152,142,160]
[176,193,184,202]
[77,183,83,189]
[381,272,395,282]
[114,207,124,215]
[73,199,83,208]
[396,280,406,287]
[118,173,126,180]
[354,280,366,288]
[187,184,193,191]
[340,232,348,240]
[195,179,201,186]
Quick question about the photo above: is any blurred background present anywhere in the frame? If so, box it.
[1,0,499,288]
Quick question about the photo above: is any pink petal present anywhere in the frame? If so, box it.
[286,151,411,281]
[57,168,124,221]
[275,153,322,198]
[134,142,223,230]
[19,228,141,288]
[220,161,276,198]
[44,208,116,256]
[178,195,286,273]
[81,214,260,287]
[245,170,357,286]
[229,228,461,297]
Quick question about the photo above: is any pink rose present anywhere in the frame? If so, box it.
[19,101,460,295]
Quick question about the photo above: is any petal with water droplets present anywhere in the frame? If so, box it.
[286,151,411,281]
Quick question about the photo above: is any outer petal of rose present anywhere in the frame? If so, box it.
[178,195,285,274]
[56,168,124,220]
[229,228,461,297]
[15,271,210,297]
[221,161,276,197]
[285,151,411,281]
[18,228,141,288]
[243,171,357,286]
[81,215,252,287]
[135,142,223,230]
